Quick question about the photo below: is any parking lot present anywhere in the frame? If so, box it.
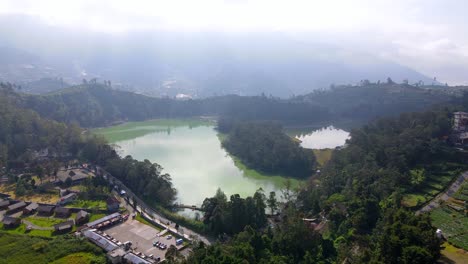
[105,219,181,261]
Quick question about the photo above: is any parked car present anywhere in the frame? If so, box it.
[166,235,172,240]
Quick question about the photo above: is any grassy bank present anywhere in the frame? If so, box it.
[93,118,214,143]
[312,149,333,167]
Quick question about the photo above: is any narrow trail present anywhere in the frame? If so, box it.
[21,220,53,230]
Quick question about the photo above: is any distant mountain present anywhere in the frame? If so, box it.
[0,17,438,97]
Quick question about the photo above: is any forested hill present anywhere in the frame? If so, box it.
[0,83,177,208]
[292,96,468,263]
[3,81,460,128]
[11,83,332,127]
[294,82,456,122]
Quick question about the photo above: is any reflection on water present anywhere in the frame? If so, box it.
[295,126,350,149]
[96,121,303,208]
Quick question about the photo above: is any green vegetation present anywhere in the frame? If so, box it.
[50,252,106,264]
[94,118,213,142]
[14,82,451,130]
[155,205,205,234]
[219,119,316,178]
[201,188,267,235]
[431,206,468,250]
[135,213,162,231]
[0,233,106,264]
[88,214,107,223]
[312,148,333,167]
[231,156,304,189]
[0,223,53,238]
[402,164,465,208]
[185,209,336,264]
[67,200,106,209]
[24,217,62,228]
[440,242,468,264]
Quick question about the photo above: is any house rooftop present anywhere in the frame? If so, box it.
[55,207,71,214]
[76,210,89,219]
[123,253,151,264]
[0,199,10,207]
[38,205,55,213]
[86,212,121,228]
[54,220,74,231]
[2,216,19,225]
[82,229,118,252]
[61,193,77,200]
[7,201,26,211]
[24,202,39,211]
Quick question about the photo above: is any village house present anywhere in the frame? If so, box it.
[57,170,91,185]
[0,199,10,210]
[2,216,21,228]
[23,202,39,215]
[75,210,90,225]
[54,207,71,218]
[57,192,77,206]
[37,205,55,216]
[123,253,151,264]
[6,201,27,215]
[53,220,74,233]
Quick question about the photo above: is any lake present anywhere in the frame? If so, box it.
[293,126,350,149]
[94,120,349,209]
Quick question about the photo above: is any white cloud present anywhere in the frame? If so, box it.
[1,0,468,84]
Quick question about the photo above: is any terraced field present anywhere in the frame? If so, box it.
[430,181,468,250]
[402,163,465,208]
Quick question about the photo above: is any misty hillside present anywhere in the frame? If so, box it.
[0,17,438,98]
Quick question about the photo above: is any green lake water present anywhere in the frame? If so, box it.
[94,119,303,207]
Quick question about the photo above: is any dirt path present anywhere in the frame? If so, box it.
[416,171,468,215]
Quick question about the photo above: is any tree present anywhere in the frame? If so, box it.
[64,177,72,188]
[267,191,278,215]
[15,179,26,196]
[410,168,426,188]
[35,165,45,184]
[165,245,182,263]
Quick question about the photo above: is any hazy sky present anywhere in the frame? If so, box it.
[1,0,468,84]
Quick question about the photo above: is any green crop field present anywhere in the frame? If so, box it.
[431,206,468,250]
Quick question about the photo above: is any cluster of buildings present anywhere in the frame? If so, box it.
[0,196,90,232]
[80,213,155,264]
[452,111,468,145]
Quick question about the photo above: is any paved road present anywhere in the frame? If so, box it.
[98,166,212,245]
[416,171,468,215]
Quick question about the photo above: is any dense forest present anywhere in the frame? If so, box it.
[0,83,177,208]
[2,81,458,128]
[201,188,268,235]
[294,82,454,122]
[219,119,316,178]
[291,100,466,262]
